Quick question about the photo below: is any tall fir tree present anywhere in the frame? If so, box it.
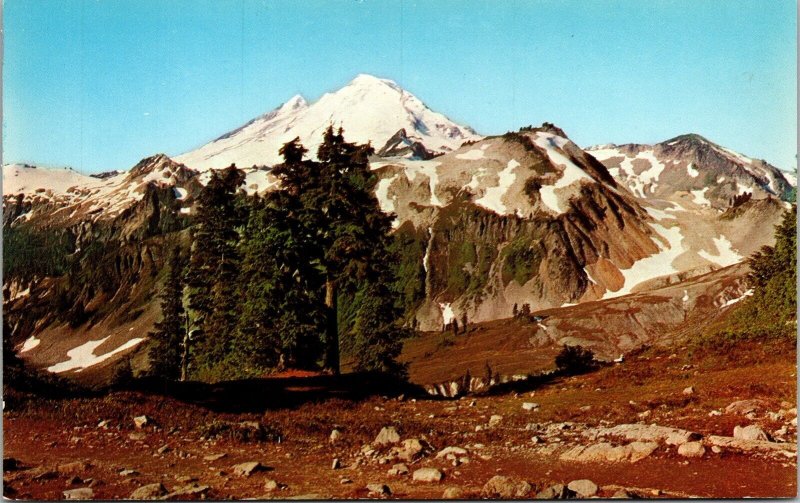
[147,247,187,380]
[185,165,246,378]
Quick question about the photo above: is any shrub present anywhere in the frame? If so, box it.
[555,344,596,375]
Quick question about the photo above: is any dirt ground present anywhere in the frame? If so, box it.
[4,340,797,500]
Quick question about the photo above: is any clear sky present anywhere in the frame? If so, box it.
[3,0,797,173]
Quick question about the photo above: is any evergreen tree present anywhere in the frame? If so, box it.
[147,247,186,380]
[185,165,246,378]
[271,128,395,374]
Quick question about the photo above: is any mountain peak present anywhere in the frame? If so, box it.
[281,94,308,112]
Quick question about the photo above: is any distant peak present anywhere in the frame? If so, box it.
[281,94,308,111]
[663,133,712,146]
[348,73,401,92]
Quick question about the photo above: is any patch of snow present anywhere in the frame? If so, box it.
[376,173,399,213]
[456,148,485,160]
[717,176,726,183]
[402,160,443,207]
[782,170,797,187]
[605,223,686,299]
[686,163,699,178]
[423,227,433,273]
[173,187,187,200]
[19,335,40,353]
[583,267,597,285]
[534,133,594,214]
[47,336,145,373]
[690,187,710,206]
[721,288,754,307]
[440,303,455,325]
[474,160,519,214]
[645,206,677,221]
[698,235,742,267]
[179,207,192,215]
[682,290,689,303]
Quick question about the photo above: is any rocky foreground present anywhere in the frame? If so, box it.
[4,341,796,500]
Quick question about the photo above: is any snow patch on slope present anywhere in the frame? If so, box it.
[47,337,145,373]
[534,133,594,214]
[698,235,742,267]
[474,160,519,214]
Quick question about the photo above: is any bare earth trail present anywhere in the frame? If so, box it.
[4,341,796,499]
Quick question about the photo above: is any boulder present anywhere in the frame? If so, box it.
[133,415,150,429]
[57,461,92,475]
[232,461,265,477]
[330,429,342,444]
[331,458,341,470]
[442,486,464,499]
[264,479,279,492]
[725,399,769,416]
[682,386,695,396]
[203,453,227,462]
[522,402,539,411]
[388,463,409,476]
[396,438,430,461]
[412,467,444,483]
[535,484,575,499]
[63,488,94,500]
[366,483,391,496]
[592,423,701,445]
[707,435,797,453]
[164,484,210,499]
[436,446,468,459]
[677,441,705,458]
[373,426,401,446]
[481,475,532,498]
[129,483,167,500]
[489,415,504,427]
[567,479,598,498]
[560,441,657,463]
[733,425,771,442]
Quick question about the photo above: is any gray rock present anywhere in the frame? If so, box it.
[726,399,769,415]
[535,484,575,499]
[489,415,504,427]
[133,415,150,429]
[264,479,280,492]
[373,426,401,446]
[522,402,539,411]
[164,484,210,499]
[63,488,94,500]
[442,487,464,499]
[677,441,705,458]
[611,489,640,499]
[436,446,468,459]
[57,461,91,475]
[340,478,353,484]
[396,438,431,461]
[682,386,695,396]
[366,483,392,496]
[156,444,171,455]
[232,461,265,477]
[129,483,167,500]
[128,432,147,441]
[330,429,342,444]
[119,469,139,476]
[387,463,409,476]
[567,479,598,497]
[412,467,443,482]
[733,425,771,441]
[481,475,532,498]
[203,453,227,462]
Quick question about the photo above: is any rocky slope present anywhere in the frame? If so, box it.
[3,76,792,381]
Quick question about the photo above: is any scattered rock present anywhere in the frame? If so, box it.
[340,478,353,485]
[436,446,468,459]
[711,446,722,454]
[442,486,464,499]
[119,469,139,477]
[726,399,769,416]
[164,484,210,499]
[591,423,701,445]
[637,410,651,419]
[677,441,705,458]
[63,488,94,500]
[481,475,532,498]
[331,458,341,470]
[707,435,797,453]
[366,483,391,496]
[734,425,771,442]
[412,467,444,483]
[97,420,110,429]
[387,463,409,476]
[232,461,266,477]
[373,426,401,446]
[522,402,539,411]
[203,453,227,462]
[128,432,146,441]
[535,484,575,499]
[567,479,598,498]
[157,445,171,455]
[489,415,504,427]
[611,489,640,499]
[396,438,431,462]
[561,441,658,463]
[57,461,91,475]
[129,483,167,500]
[682,386,695,396]
[133,415,150,429]
[264,479,280,492]
[330,429,342,444]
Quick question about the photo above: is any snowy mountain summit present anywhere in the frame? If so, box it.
[176,74,482,170]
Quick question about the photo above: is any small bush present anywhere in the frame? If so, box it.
[555,344,596,375]
[197,419,282,443]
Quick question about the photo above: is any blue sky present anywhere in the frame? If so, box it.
[4,0,797,173]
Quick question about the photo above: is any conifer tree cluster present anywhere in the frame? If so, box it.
[149,127,409,381]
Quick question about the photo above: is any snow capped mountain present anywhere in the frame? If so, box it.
[587,134,794,207]
[175,74,482,170]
